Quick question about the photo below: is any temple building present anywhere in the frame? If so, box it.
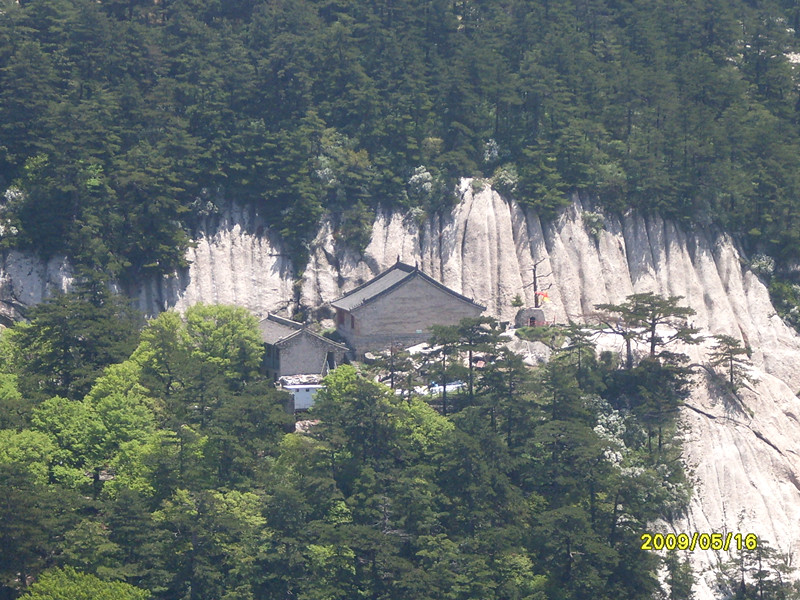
[330,261,485,356]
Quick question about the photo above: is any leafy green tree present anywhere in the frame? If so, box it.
[517,144,569,215]
[0,41,59,173]
[0,373,31,430]
[260,114,326,271]
[0,429,56,485]
[0,464,81,596]
[204,380,292,487]
[150,488,271,600]
[59,519,126,582]
[19,566,150,600]
[312,366,399,469]
[102,487,173,589]
[30,395,95,488]
[133,305,289,488]
[27,382,157,496]
[136,305,261,425]
[533,505,623,600]
[184,303,264,384]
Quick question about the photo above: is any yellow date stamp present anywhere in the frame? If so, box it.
[641,532,758,552]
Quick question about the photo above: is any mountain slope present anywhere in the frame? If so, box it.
[3,182,800,597]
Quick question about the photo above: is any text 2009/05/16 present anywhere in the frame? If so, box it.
[640,532,759,552]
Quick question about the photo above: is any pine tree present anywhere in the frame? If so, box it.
[709,334,751,390]
[594,293,701,367]
[7,286,141,402]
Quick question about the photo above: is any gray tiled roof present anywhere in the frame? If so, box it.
[258,313,348,349]
[330,262,485,312]
[331,263,416,311]
[258,314,302,344]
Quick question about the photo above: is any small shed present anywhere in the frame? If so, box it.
[279,374,325,411]
[515,307,548,328]
[283,385,323,411]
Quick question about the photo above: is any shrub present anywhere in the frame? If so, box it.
[491,165,519,197]
[583,210,605,241]
[471,178,486,193]
[750,254,775,278]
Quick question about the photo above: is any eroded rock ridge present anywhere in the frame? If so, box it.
[2,181,800,598]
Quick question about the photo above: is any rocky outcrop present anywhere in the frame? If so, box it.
[304,182,800,599]
[1,180,800,598]
[676,368,800,597]
[134,202,296,316]
[0,251,72,323]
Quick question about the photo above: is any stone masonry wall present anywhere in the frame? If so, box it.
[278,331,343,377]
[341,276,483,354]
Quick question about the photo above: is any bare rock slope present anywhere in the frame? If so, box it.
[305,182,800,596]
[2,181,800,597]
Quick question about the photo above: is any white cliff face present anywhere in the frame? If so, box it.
[0,250,72,323]
[2,181,800,597]
[303,183,800,597]
[134,203,296,317]
[677,369,800,597]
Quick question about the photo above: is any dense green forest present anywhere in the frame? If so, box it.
[0,289,707,600]
[2,0,800,279]
[5,2,800,597]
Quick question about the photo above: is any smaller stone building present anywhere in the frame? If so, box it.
[331,261,485,356]
[514,307,549,328]
[259,313,347,380]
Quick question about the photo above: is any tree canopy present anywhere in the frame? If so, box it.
[19,567,150,600]
[1,0,800,278]
[0,307,715,599]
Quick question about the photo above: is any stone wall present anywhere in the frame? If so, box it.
[278,331,344,377]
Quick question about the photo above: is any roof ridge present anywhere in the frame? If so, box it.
[275,326,349,349]
[301,327,349,349]
[330,262,415,305]
[412,270,486,309]
[262,312,303,329]
[330,263,485,312]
